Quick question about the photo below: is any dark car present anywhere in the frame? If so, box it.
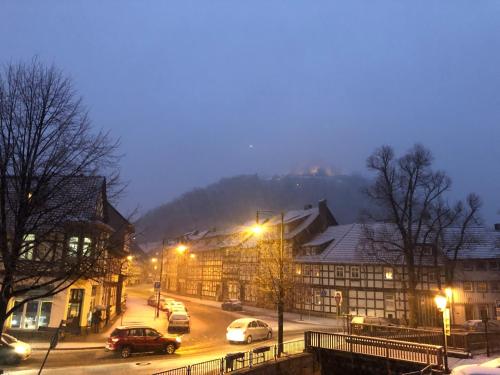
[0,333,32,365]
[105,326,181,358]
[462,320,500,332]
[221,299,243,311]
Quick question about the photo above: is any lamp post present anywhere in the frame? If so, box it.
[156,240,166,318]
[251,210,285,357]
[435,294,450,374]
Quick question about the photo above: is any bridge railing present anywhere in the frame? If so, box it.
[305,331,444,367]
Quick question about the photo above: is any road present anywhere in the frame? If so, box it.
[3,286,309,375]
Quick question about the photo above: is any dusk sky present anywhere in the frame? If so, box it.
[2,1,499,223]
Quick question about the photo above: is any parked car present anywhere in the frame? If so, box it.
[0,333,32,364]
[105,326,181,359]
[351,316,399,334]
[147,295,171,311]
[462,320,500,332]
[168,312,190,334]
[221,299,243,311]
[226,318,272,344]
[451,357,500,375]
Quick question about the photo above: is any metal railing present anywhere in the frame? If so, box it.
[305,331,444,367]
[152,340,305,375]
[353,323,500,353]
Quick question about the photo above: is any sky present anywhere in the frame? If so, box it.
[1,1,499,224]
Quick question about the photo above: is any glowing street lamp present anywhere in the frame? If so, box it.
[126,255,133,262]
[435,293,450,374]
[151,257,158,263]
[176,244,187,254]
[250,224,264,235]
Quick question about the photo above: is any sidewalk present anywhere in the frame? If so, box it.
[30,291,167,351]
[162,290,345,331]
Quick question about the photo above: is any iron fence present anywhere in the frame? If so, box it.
[152,340,305,375]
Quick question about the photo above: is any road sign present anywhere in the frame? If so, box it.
[443,308,451,336]
[334,291,342,306]
[154,281,160,289]
[320,289,327,298]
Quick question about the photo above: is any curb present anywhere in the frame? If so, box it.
[32,345,105,351]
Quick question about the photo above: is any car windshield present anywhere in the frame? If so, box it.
[1,334,17,344]
[229,321,245,329]
[110,329,124,337]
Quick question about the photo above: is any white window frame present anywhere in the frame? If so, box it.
[350,266,360,279]
[335,266,345,278]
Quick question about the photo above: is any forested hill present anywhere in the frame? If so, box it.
[135,174,371,243]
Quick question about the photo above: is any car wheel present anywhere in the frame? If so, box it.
[165,344,176,355]
[267,331,272,340]
[246,335,252,344]
[120,346,132,359]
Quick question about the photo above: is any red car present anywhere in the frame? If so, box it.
[106,326,181,358]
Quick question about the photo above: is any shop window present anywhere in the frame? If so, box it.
[335,266,344,278]
[350,266,360,279]
[39,302,52,327]
[10,301,23,328]
[384,267,394,280]
[20,234,35,260]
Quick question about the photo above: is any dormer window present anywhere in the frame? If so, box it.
[82,237,92,256]
[20,234,35,260]
[68,236,79,256]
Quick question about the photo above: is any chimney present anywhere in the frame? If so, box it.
[494,223,500,231]
[318,199,339,227]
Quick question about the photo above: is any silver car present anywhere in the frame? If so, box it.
[226,318,272,344]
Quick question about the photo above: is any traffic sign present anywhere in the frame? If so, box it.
[320,289,327,298]
[154,281,160,289]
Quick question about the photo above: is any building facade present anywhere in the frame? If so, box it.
[159,201,500,327]
[4,177,133,337]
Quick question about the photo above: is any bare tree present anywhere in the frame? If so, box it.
[0,60,121,331]
[363,144,481,327]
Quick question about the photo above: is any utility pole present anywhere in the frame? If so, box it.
[277,211,284,356]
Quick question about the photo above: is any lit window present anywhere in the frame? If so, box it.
[68,236,79,256]
[463,282,473,292]
[335,266,344,278]
[21,234,35,260]
[351,266,360,279]
[476,282,487,293]
[384,267,393,280]
[82,237,92,256]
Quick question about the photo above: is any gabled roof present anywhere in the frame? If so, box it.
[303,225,338,247]
[296,223,500,264]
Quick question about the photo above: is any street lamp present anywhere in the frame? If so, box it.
[434,293,450,374]
[251,210,285,357]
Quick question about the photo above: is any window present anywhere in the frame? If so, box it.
[335,266,344,278]
[490,281,499,292]
[20,234,35,260]
[463,282,473,292]
[145,329,159,337]
[428,271,436,282]
[476,262,487,271]
[68,236,79,256]
[350,266,360,279]
[10,300,52,330]
[463,263,473,271]
[128,328,143,336]
[416,245,433,256]
[82,237,92,256]
[384,267,394,280]
[476,282,487,293]
[489,261,498,270]
[384,293,395,311]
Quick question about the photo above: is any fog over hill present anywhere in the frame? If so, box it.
[135,173,371,243]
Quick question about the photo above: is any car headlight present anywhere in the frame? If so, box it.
[14,345,28,355]
[175,336,182,343]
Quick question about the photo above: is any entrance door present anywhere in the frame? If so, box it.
[67,289,84,332]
